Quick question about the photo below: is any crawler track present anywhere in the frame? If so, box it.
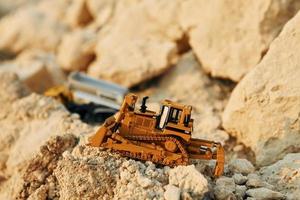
[117,135,189,166]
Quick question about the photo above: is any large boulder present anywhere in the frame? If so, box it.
[0,72,29,107]
[0,50,66,93]
[223,12,300,166]
[0,1,69,53]
[87,0,182,87]
[86,0,116,27]
[179,0,300,81]
[57,29,96,71]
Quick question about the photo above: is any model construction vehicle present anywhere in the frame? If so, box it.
[45,72,128,123]
[88,93,225,177]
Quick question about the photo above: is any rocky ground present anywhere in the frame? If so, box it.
[1,0,300,199]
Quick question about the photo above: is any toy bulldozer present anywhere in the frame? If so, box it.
[88,93,225,177]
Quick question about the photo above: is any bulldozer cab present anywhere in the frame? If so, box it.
[157,100,193,135]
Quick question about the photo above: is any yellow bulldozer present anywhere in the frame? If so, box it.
[88,93,225,177]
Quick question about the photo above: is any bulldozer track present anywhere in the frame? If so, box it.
[119,135,189,166]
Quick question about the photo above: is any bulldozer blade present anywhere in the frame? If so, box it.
[213,145,225,177]
[88,116,116,147]
[88,126,108,147]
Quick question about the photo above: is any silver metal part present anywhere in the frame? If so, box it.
[68,72,128,109]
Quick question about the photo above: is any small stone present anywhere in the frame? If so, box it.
[233,145,244,152]
[214,177,236,200]
[246,174,274,189]
[235,185,247,199]
[169,165,208,199]
[233,173,248,185]
[137,176,153,188]
[229,159,255,175]
[246,188,285,200]
[164,184,180,200]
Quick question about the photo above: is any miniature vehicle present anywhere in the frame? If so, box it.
[45,72,128,123]
[88,93,225,177]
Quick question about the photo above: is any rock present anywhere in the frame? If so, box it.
[246,174,274,189]
[169,165,208,199]
[87,0,182,87]
[114,160,167,199]
[229,159,255,175]
[0,0,39,17]
[19,134,77,199]
[18,50,66,84]
[0,85,95,199]
[54,147,118,199]
[0,1,69,53]
[1,59,49,93]
[86,0,116,27]
[88,38,177,88]
[223,11,300,166]
[1,94,90,170]
[235,185,247,199]
[152,52,227,112]
[260,153,300,200]
[0,72,29,106]
[233,173,247,185]
[27,185,48,200]
[214,177,236,200]
[57,29,96,71]
[180,0,300,81]
[164,184,181,200]
[246,188,285,200]
[0,50,66,93]
[64,0,93,28]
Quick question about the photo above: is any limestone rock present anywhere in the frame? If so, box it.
[87,0,182,87]
[233,173,247,185]
[88,39,177,88]
[235,185,247,199]
[169,165,208,199]
[223,11,300,166]
[180,0,300,81]
[1,94,84,171]
[246,174,274,189]
[0,90,94,200]
[114,160,167,199]
[17,50,66,87]
[260,153,300,200]
[19,134,77,199]
[214,177,236,200]
[246,188,285,200]
[54,147,119,200]
[0,50,66,93]
[64,0,93,28]
[0,72,29,106]
[57,29,96,71]
[229,159,255,175]
[0,0,39,17]
[86,0,116,27]
[164,184,180,200]
[0,1,68,53]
